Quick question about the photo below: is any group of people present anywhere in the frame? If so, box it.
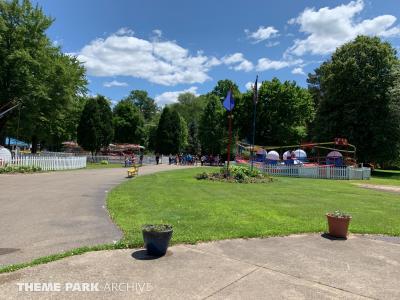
[168,154,197,165]
[124,153,144,167]
[123,153,225,167]
[167,154,224,166]
[200,154,224,166]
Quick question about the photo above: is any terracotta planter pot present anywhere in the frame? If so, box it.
[326,214,351,238]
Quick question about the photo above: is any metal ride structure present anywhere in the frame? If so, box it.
[236,138,358,168]
[0,101,19,120]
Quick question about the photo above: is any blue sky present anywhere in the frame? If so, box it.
[34,0,400,105]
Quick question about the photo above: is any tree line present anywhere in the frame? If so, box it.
[1,1,399,165]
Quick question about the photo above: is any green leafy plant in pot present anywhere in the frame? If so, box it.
[326,210,352,238]
[142,224,173,256]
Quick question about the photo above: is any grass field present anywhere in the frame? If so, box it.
[107,167,400,247]
[86,162,125,169]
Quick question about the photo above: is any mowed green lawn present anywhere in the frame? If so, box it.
[107,168,400,246]
[86,162,124,169]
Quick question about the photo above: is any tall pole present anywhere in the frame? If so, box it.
[227,110,233,172]
[251,75,258,171]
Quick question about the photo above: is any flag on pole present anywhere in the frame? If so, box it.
[253,75,258,104]
[250,75,258,171]
[223,89,235,111]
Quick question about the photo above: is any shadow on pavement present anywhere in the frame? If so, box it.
[321,233,347,241]
[131,249,162,260]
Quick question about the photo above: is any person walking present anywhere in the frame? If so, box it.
[155,153,160,165]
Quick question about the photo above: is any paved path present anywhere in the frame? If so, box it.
[0,164,191,267]
[0,234,399,299]
[356,183,400,194]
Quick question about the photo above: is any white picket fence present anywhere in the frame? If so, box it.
[8,156,87,171]
[264,164,371,180]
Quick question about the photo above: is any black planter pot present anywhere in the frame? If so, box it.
[142,225,173,257]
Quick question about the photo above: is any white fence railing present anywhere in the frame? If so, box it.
[7,156,87,171]
[264,164,371,180]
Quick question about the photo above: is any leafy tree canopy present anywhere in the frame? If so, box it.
[253,78,314,146]
[170,92,207,125]
[155,106,187,154]
[113,99,144,144]
[211,79,240,100]
[0,0,87,151]
[124,90,158,121]
[77,95,113,155]
[310,35,400,163]
[199,94,225,154]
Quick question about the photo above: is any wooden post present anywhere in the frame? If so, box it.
[226,111,233,175]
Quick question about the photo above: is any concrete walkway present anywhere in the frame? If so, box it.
[1,234,399,299]
[0,164,191,267]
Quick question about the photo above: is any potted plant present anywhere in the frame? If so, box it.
[142,224,173,256]
[326,210,352,238]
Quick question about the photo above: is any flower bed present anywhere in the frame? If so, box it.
[196,165,273,183]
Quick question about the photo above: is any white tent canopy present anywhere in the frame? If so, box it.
[266,150,279,161]
[283,151,292,160]
[327,151,343,158]
[293,149,307,159]
[0,146,12,163]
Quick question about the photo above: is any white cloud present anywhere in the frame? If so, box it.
[291,67,306,76]
[256,58,303,71]
[103,80,128,87]
[245,26,279,43]
[245,81,262,90]
[155,86,199,106]
[152,29,162,38]
[287,0,400,56]
[76,28,220,86]
[221,53,254,72]
[115,27,134,36]
[265,41,280,48]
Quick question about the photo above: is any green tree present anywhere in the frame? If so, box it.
[113,99,144,143]
[199,95,225,154]
[252,78,314,146]
[211,79,240,100]
[0,0,87,150]
[170,92,206,125]
[155,106,187,154]
[77,96,113,155]
[187,121,201,154]
[310,36,400,164]
[124,90,158,121]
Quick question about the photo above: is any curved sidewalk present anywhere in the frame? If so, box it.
[0,234,399,299]
[0,164,191,267]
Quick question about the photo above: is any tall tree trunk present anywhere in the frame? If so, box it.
[0,118,8,145]
[31,135,38,153]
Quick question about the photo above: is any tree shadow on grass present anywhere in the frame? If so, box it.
[372,170,400,180]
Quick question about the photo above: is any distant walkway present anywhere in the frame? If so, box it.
[1,234,399,299]
[356,183,400,194]
[0,164,192,267]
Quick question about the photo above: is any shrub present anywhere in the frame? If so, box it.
[195,172,209,180]
[197,165,272,184]
[100,160,109,165]
[0,165,42,174]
